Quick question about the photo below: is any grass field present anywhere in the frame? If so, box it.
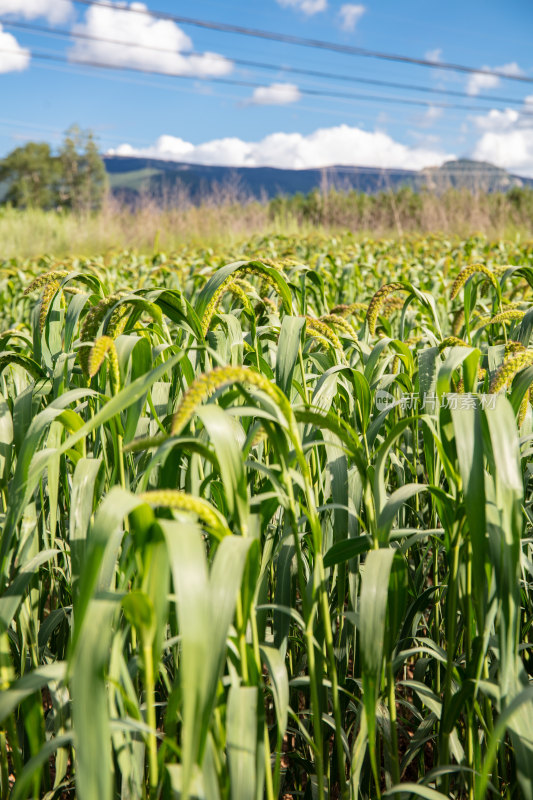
[2,185,533,259]
[1,233,533,800]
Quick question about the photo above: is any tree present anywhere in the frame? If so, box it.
[0,142,61,209]
[59,125,107,213]
[0,126,108,212]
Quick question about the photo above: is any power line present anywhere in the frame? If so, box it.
[2,45,533,119]
[2,17,527,108]
[71,0,533,85]
[5,58,483,140]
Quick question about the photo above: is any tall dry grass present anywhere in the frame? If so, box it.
[1,184,532,258]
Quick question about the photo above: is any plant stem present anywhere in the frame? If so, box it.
[143,643,158,800]
[387,659,401,789]
[439,531,461,794]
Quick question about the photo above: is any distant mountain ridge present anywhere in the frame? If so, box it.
[103,156,533,204]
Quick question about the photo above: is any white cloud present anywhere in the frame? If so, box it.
[338,4,365,31]
[470,98,533,176]
[473,107,520,132]
[276,0,327,15]
[0,24,29,73]
[70,1,232,78]
[108,123,454,171]
[466,72,499,96]
[466,62,523,96]
[250,82,301,105]
[0,0,72,23]
[472,129,533,176]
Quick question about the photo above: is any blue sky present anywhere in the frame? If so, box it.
[1,0,532,174]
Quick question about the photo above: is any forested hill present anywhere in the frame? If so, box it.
[103,156,533,203]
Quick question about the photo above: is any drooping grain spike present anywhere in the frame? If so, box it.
[438,336,469,352]
[505,341,526,356]
[329,302,368,317]
[170,365,286,436]
[450,263,499,300]
[305,317,344,352]
[139,490,228,535]
[201,263,287,337]
[366,283,407,335]
[451,309,465,337]
[489,352,533,394]
[39,280,60,333]
[226,281,254,314]
[24,269,69,295]
[488,309,525,325]
[319,314,358,340]
[79,294,123,375]
[88,335,121,390]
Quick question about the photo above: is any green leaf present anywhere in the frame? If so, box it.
[226,686,262,800]
[276,315,305,397]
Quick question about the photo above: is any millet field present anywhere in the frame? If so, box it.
[1,233,533,800]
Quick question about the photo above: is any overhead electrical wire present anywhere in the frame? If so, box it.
[4,58,492,144]
[1,17,528,108]
[70,0,533,85]
[1,45,532,120]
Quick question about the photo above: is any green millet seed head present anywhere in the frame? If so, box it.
[80,295,121,343]
[24,270,69,295]
[79,294,124,375]
[438,336,469,352]
[450,263,499,300]
[329,302,368,317]
[201,265,287,337]
[366,283,406,335]
[88,335,120,390]
[306,328,333,351]
[170,365,284,436]
[232,277,256,294]
[471,314,491,330]
[329,304,350,317]
[236,264,286,303]
[106,304,130,339]
[306,317,344,351]
[505,341,526,356]
[226,281,254,314]
[489,352,533,394]
[201,276,238,337]
[381,295,408,315]
[451,308,465,337]
[488,309,525,325]
[39,280,60,333]
[319,314,358,340]
[139,490,227,534]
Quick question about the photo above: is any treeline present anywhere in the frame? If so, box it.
[2,129,533,239]
[0,126,107,213]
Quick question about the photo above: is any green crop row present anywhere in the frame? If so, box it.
[0,234,532,800]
